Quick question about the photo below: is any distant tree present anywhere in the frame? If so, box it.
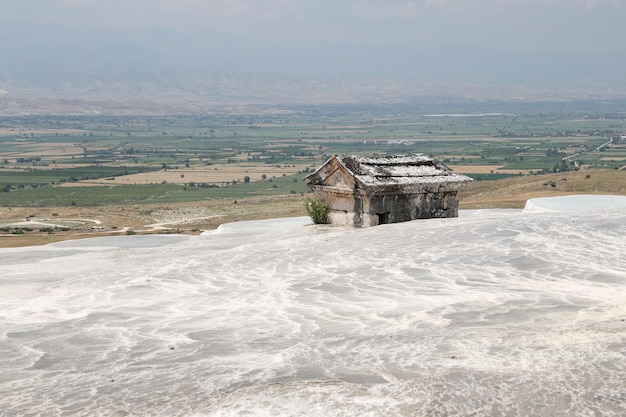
[244,176,250,183]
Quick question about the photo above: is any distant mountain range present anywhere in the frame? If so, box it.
[2,20,626,114]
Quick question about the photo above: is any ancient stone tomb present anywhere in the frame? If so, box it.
[304,154,472,227]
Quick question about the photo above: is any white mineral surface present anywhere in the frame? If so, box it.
[1,196,625,416]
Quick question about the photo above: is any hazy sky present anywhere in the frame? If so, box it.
[2,0,625,54]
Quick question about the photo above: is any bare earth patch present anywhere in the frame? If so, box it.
[61,163,312,186]
[453,164,505,174]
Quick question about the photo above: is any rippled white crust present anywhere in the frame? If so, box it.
[1,196,625,416]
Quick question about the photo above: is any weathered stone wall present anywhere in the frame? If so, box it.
[364,191,459,226]
[313,186,460,227]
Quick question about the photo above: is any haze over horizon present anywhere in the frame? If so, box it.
[2,0,626,112]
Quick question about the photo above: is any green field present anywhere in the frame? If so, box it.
[2,99,626,207]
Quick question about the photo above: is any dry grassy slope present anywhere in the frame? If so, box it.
[459,169,626,209]
[0,195,308,248]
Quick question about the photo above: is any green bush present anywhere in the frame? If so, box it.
[304,198,329,224]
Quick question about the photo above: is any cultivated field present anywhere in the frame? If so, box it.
[66,163,311,186]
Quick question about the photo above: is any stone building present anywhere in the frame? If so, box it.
[304,154,472,227]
